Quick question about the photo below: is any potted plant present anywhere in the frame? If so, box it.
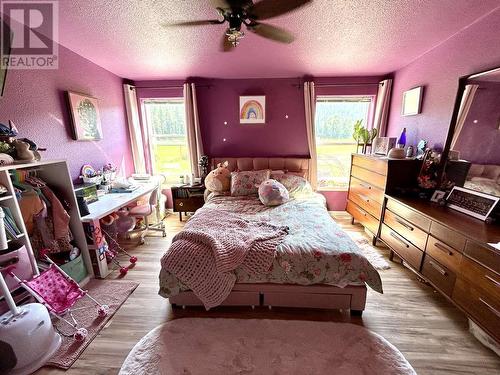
[353,120,378,154]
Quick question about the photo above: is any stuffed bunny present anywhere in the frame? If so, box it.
[204,161,231,192]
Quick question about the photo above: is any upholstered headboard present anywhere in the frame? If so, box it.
[210,157,310,179]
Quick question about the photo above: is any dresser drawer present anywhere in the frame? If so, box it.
[384,209,428,250]
[464,240,500,274]
[429,221,466,252]
[352,155,388,176]
[453,277,500,341]
[426,235,463,274]
[421,254,456,296]
[348,190,382,218]
[380,224,423,270]
[459,256,500,301]
[349,177,384,204]
[173,197,204,213]
[386,198,431,232]
[350,165,387,190]
[346,200,379,235]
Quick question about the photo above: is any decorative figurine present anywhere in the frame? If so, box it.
[396,127,407,148]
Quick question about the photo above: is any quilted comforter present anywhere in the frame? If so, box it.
[159,192,383,299]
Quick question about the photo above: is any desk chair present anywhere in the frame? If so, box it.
[128,188,166,242]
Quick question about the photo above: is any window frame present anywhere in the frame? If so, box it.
[141,97,188,184]
[315,95,375,191]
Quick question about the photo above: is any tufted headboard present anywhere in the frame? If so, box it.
[210,157,310,180]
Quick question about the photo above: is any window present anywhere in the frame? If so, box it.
[143,99,190,185]
[315,96,373,190]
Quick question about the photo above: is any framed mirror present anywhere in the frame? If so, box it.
[443,66,500,199]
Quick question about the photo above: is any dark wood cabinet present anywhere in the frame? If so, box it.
[379,195,500,343]
[171,184,205,221]
[346,154,421,244]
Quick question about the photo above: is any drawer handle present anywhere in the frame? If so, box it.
[357,207,368,217]
[395,217,414,231]
[359,194,370,203]
[479,298,500,318]
[429,260,447,276]
[485,274,500,288]
[390,231,410,248]
[434,242,452,256]
[359,182,372,190]
[179,202,184,207]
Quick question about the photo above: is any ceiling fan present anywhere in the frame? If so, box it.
[167,0,312,51]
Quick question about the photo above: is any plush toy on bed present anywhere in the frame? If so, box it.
[258,179,289,206]
[205,161,231,192]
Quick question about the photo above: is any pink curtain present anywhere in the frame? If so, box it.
[304,81,317,190]
[450,84,479,150]
[123,84,146,174]
[373,79,392,136]
[184,83,204,178]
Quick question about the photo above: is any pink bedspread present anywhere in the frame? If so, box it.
[161,208,288,309]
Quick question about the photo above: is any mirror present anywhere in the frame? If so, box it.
[446,66,500,198]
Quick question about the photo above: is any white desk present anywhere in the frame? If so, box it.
[80,182,157,222]
[80,181,157,278]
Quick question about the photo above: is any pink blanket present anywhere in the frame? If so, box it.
[161,208,288,309]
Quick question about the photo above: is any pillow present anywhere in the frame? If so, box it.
[205,161,231,192]
[231,169,270,196]
[272,174,312,195]
[258,179,289,206]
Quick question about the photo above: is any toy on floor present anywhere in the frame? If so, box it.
[97,214,138,276]
[6,251,109,341]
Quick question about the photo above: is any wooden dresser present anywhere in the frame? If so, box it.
[380,196,500,342]
[346,154,421,244]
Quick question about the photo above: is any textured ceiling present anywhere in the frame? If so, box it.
[54,0,500,80]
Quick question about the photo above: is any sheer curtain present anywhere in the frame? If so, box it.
[123,84,146,174]
[184,83,204,178]
[450,84,479,149]
[304,81,317,190]
[373,79,392,136]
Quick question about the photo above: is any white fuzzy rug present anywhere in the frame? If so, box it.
[354,238,391,270]
[120,318,415,375]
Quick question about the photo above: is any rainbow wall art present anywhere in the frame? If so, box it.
[239,96,266,124]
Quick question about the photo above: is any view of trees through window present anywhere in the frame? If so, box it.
[315,96,373,190]
[143,99,190,185]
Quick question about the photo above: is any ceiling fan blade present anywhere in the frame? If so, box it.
[221,33,234,52]
[166,20,223,27]
[248,23,294,44]
[249,0,312,20]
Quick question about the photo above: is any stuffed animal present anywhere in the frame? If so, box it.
[258,179,289,206]
[204,161,231,192]
[13,139,37,161]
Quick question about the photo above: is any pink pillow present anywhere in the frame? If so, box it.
[231,170,270,196]
[258,179,289,206]
[272,174,312,194]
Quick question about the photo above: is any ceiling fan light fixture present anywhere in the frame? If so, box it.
[226,29,245,47]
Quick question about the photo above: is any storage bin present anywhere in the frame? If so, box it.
[60,254,87,283]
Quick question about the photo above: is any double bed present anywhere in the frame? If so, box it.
[159,157,382,314]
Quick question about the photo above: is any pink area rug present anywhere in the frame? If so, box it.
[45,279,138,370]
[119,318,416,375]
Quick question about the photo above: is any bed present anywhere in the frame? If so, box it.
[159,157,383,314]
[463,163,500,197]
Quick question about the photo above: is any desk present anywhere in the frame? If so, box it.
[81,182,157,278]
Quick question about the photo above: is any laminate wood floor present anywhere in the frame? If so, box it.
[37,212,499,375]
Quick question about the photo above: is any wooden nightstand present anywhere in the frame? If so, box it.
[171,184,205,221]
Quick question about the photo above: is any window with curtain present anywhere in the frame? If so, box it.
[143,99,190,185]
[315,96,374,190]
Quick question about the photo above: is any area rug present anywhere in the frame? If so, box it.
[45,280,139,369]
[119,318,416,375]
[355,238,391,270]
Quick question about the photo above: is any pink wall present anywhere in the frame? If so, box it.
[134,76,382,210]
[0,44,134,181]
[386,8,500,150]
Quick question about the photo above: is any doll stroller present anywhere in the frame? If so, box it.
[6,252,109,341]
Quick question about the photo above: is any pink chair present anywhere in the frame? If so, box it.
[128,188,166,242]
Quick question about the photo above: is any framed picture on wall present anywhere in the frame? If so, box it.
[401,86,423,116]
[240,96,266,124]
[67,91,103,141]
